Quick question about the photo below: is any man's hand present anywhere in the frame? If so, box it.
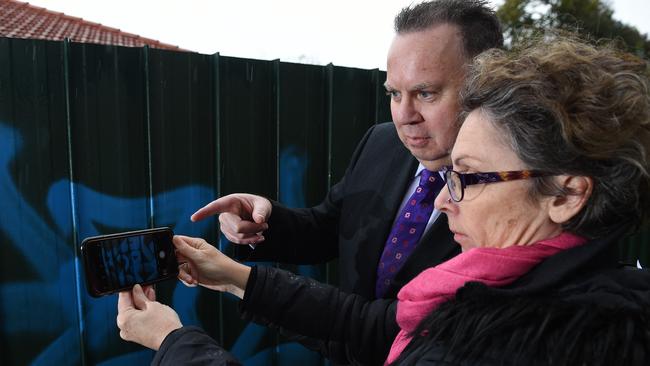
[174,235,251,299]
[116,284,182,351]
[191,194,271,245]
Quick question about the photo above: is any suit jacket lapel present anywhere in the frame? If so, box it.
[378,148,419,230]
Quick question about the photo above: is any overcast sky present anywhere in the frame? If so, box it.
[24,0,650,70]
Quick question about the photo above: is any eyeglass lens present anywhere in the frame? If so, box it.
[445,171,463,202]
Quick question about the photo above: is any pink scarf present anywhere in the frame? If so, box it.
[385,232,586,364]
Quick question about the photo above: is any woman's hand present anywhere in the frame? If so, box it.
[173,235,251,299]
[116,284,181,351]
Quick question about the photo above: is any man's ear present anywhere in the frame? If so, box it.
[547,175,593,224]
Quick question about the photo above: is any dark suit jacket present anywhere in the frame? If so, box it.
[237,122,459,299]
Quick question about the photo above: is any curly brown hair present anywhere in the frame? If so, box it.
[460,35,650,238]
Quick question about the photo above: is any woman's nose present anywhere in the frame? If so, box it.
[434,185,453,212]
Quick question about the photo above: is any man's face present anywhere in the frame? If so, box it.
[385,24,467,171]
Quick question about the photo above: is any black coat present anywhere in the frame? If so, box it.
[235,122,459,300]
[395,268,650,365]
[152,231,650,366]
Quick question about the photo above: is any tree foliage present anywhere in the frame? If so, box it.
[497,0,650,59]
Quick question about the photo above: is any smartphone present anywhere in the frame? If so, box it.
[80,227,179,297]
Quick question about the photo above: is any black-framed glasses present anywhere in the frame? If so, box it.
[442,168,550,202]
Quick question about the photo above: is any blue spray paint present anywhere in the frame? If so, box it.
[0,123,323,365]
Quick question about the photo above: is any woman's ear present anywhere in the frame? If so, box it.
[547,175,593,224]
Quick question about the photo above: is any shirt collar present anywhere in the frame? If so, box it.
[415,163,446,179]
[414,163,427,178]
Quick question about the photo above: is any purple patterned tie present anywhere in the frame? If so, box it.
[375,169,445,298]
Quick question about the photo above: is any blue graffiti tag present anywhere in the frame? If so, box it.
[0,123,323,365]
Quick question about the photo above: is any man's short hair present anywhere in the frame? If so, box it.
[394,0,504,58]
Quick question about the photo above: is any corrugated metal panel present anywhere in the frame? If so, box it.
[0,36,83,366]
[276,60,329,364]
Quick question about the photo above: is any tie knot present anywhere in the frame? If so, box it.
[418,169,446,199]
[419,169,438,188]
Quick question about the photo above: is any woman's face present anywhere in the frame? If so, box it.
[434,110,562,251]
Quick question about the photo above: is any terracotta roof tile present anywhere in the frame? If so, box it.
[0,0,186,51]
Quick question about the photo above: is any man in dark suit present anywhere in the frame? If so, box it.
[191,0,503,300]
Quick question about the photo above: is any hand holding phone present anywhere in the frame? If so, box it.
[117,284,182,350]
[81,227,179,297]
[173,235,251,299]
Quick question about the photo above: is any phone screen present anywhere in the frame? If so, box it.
[81,227,178,297]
